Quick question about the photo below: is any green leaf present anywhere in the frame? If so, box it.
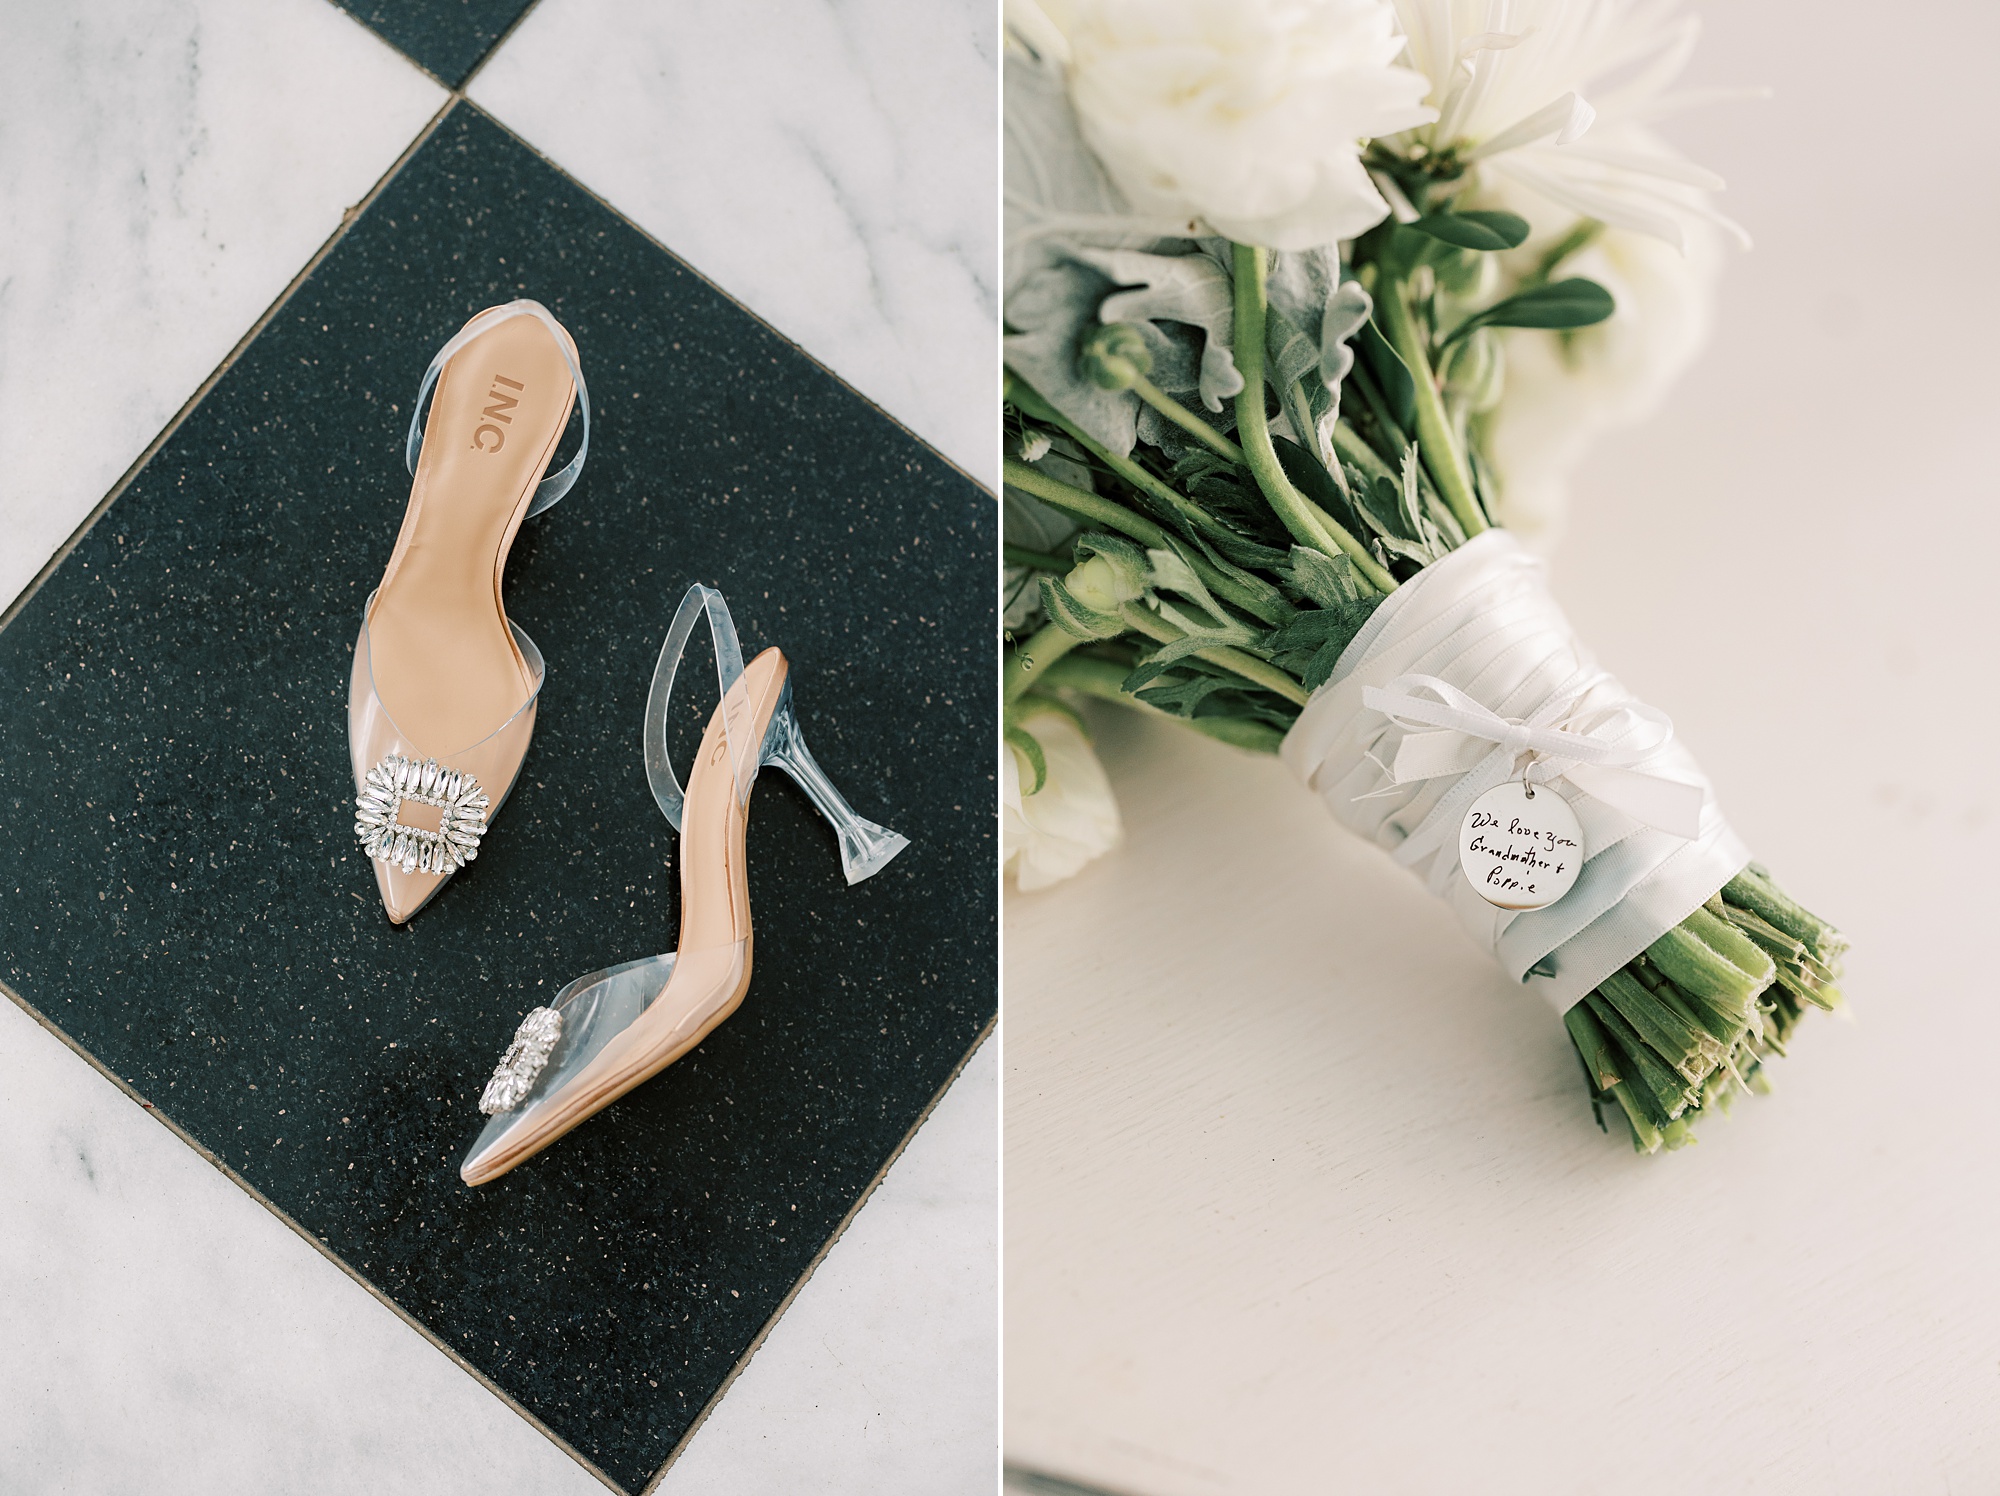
[1268,609,1371,691]
[1407,210,1531,252]
[1272,435,1361,538]
[1005,725,1047,794]
[1151,596,1261,649]
[1355,475,1408,542]
[1280,545,1367,610]
[1127,669,1235,715]
[1003,261,1138,455]
[1184,531,1294,622]
[1072,245,1245,411]
[1300,640,1346,693]
[1265,610,1357,652]
[1354,319,1417,431]
[1145,538,1229,622]
[1122,634,1215,676]
[1071,530,1151,583]
[1445,278,1616,347]
[1396,444,1426,540]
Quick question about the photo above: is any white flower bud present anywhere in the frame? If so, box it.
[1064,554,1137,613]
[1004,707,1122,890]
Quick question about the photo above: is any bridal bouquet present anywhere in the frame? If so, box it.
[1001,0,1845,1153]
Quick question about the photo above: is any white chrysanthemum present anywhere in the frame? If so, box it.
[1475,157,1722,538]
[1004,707,1124,891]
[1392,0,1749,252]
[1014,0,1436,251]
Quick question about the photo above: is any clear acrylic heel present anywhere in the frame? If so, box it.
[760,681,910,885]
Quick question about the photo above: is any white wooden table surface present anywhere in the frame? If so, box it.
[1003,2,2000,1491]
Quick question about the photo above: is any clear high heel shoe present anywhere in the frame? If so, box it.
[349,300,589,923]
[460,584,909,1186]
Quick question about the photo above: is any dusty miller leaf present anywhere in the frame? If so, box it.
[1072,246,1244,412]
[1003,55,1150,295]
[1004,259,1137,456]
[1281,546,1368,610]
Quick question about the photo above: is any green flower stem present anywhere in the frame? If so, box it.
[1229,243,1399,595]
[1129,376,1247,465]
[1528,218,1604,286]
[1279,379,1329,476]
[1574,868,1844,1154]
[1004,622,1082,705]
[1331,418,1398,486]
[1120,603,1309,707]
[1648,922,1766,1011]
[1007,377,1242,549]
[1003,456,1168,547]
[1036,653,1139,700]
[1037,655,1284,753]
[1002,458,1285,625]
[1004,542,1076,573]
[1345,360,1413,469]
[1374,275,1488,537]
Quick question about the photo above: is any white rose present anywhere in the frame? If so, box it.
[1025,0,1435,251]
[1003,706,1123,891]
[1473,144,1722,540]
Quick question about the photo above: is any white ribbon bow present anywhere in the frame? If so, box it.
[1359,672,1705,841]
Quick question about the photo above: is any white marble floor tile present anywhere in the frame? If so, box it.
[469,0,997,486]
[655,1036,997,1496]
[0,0,444,614]
[0,996,606,1495]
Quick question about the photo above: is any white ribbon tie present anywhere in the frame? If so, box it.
[1360,672,1705,841]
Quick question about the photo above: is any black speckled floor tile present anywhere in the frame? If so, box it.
[331,0,539,88]
[0,103,993,1491]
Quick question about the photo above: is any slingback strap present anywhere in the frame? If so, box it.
[641,583,910,882]
[405,299,591,518]
[643,584,751,832]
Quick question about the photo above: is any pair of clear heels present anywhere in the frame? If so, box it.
[348,301,908,1187]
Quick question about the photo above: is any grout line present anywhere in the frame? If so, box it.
[0,93,461,642]
[332,0,545,93]
[453,101,998,500]
[639,1017,998,1495]
[455,0,549,93]
[0,976,625,1495]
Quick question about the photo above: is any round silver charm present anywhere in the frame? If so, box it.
[1458,780,1584,911]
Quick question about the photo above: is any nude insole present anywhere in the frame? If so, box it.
[367,314,578,755]
[677,648,789,954]
[458,649,791,1185]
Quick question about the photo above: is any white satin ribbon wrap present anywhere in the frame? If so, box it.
[1279,530,1751,1012]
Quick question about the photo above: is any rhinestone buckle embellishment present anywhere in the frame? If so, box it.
[354,755,490,876]
[479,1007,564,1115]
